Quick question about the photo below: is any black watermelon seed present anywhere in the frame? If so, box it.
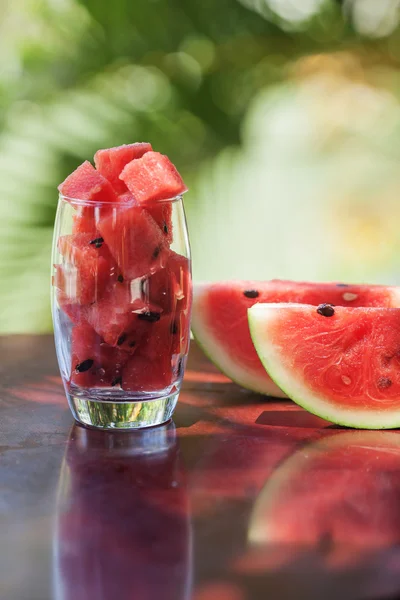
[152,246,161,260]
[117,274,124,283]
[75,359,94,373]
[89,237,104,247]
[336,283,349,288]
[170,321,178,335]
[317,303,335,317]
[117,333,127,346]
[138,311,161,323]
[129,341,136,348]
[163,221,168,235]
[111,376,122,387]
[244,290,259,299]
[378,377,392,389]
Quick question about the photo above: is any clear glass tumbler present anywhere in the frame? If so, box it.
[51,194,192,429]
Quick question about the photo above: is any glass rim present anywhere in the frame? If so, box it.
[58,192,185,207]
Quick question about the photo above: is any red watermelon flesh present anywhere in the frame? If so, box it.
[98,205,168,279]
[56,288,87,325]
[192,280,400,398]
[249,303,400,428]
[144,251,191,314]
[122,354,173,392]
[56,234,115,305]
[119,151,187,204]
[58,160,118,204]
[249,432,400,552]
[139,315,181,361]
[146,202,173,245]
[70,324,129,388]
[85,279,161,350]
[94,143,153,194]
[59,161,118,236]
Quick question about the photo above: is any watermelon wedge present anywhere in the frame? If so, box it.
[192,281,400,398]
[249,303,400,428]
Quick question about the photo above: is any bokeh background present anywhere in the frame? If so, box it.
[1,0,400,334]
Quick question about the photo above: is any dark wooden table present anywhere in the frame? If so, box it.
[2,336,400,600]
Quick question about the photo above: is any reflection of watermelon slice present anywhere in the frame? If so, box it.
[98,206,168,279]
[120,151,187,203]
[56,234,115,304]
[192,281,400,398]
[249,303,400,428]
[70,324,129,388]
[94,143,152,194]
[249,431,400,551]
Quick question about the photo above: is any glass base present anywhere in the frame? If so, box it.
[67,390,179,430]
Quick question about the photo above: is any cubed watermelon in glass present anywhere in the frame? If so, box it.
[121,354,173,392]
[119,151,187,203]
[145,202,173,245]
[142,251,191,313]
[98,205,168,279]
[58,161,118,235]
[56,233,115,305]
[55,287,87,325]
[85,279,161,350]
[94,143,152,194]
[70,324,129,388]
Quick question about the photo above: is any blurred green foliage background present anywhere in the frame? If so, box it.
[1,0,400,333]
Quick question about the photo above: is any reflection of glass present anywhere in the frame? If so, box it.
[249,431,400,554]
[53,423,192,600]
[51,194,192,429]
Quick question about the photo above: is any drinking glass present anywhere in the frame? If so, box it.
[51,194,192,429]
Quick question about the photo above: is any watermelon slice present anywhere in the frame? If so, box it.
[70,324,129,388]
[146,202,173,245]
[249,303,400,428]
[94,143,152,194]
[249,431,400,551]
[192,280,400,398]
[56,289,87,325]
[119,151,187,203]
[56,234,115,304]
[98,205,168,280]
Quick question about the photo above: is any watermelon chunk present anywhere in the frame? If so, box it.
[59,161,118,235]
[98,206,168,279]
[56,234,115,304]
[138,315,181,361]
[86,279,160,349]
[56,289,87,325]
[143,251,191,314]
[70,324,129,388]
[192,280,400,398]
[145,202,173,245]
[58,161,118,204]
[249,303,400,428]
[119,151,187,203]
[122,354,173,392]
[94,143,153,194]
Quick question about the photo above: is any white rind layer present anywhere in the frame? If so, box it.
[248,303,400,429]
[191,283,285,397]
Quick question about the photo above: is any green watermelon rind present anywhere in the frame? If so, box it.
[191,283,286,398]
[248,303,400,430]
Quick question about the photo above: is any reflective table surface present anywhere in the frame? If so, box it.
[1,335,400,600]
